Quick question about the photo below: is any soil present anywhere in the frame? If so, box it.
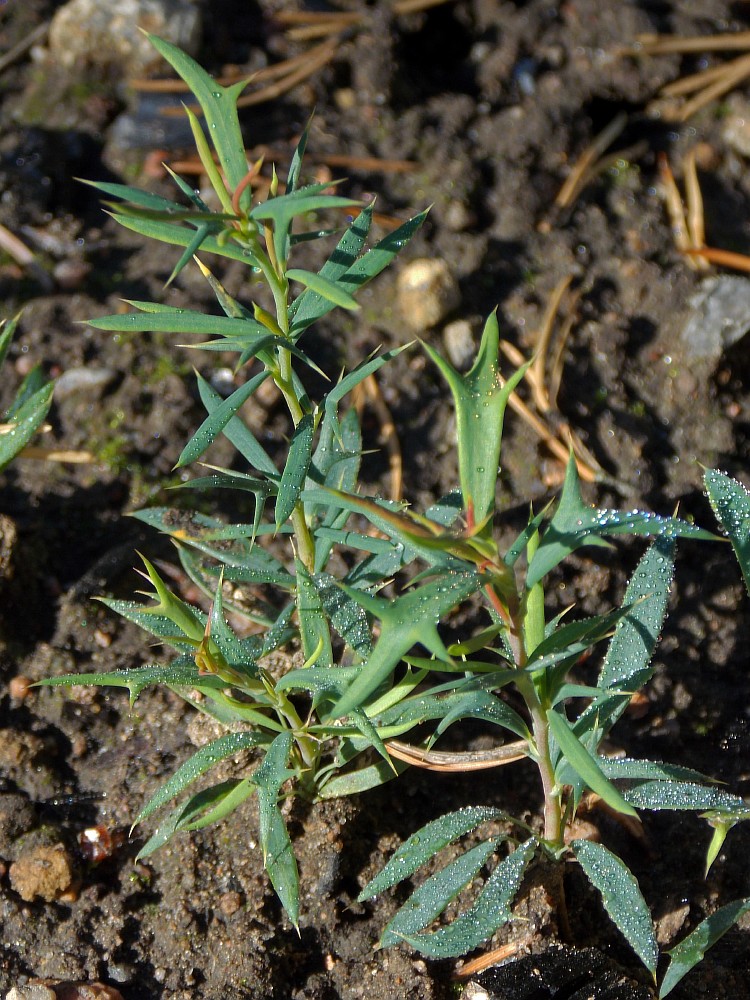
[2,1,750,998]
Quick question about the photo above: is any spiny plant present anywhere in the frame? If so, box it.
[0,313,53,471]
[39,36,750,995]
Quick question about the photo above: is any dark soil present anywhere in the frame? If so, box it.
[2,1,750,998]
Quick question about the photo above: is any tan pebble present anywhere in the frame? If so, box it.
[8,676,32,700]
[219,890,242,916]
[5,984,57,1000]
[396,259,460,332]
[443,320,475,370]
[9,844,76,902]
[54,984,125,1000]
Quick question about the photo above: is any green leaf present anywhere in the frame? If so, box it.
[547,709,638,817]
[704,468,750,594]
[314,571,372,658]
[36,659,225,707]
[527,456,715,588]
[290,210,428,339]
[138,778,255,858]
[195,371,277,476]
[250,189,360,270]
[659,897,750,997]
[294,559,333,671]
[525,605,634,673]
[0,380,53,472]
[331,570,482,717]
[286,268,359,311]
[620,781,745,812]
[109,211,258,265]
[177,370,270,468]
[135,731,266,825]
[359,806,506,900]
[322,346,408,441]
[147,35,251,207]
[572,839,658,977]
[576,537,675,742]
[251,731,299,926]
[423,312,529,526]
[381,839,501,947]
[276,413,314,528]
[403,838,537,958]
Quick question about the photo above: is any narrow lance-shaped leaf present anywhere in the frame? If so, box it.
[572,839,658,978]
[403,838,538,958]
[0,381,53,472]
[276,413,314,529]
[423,312,530,527]
[195,371,277,476]
[380,839,501,947]
[527,455,716,588]
[286,268,359,311]
[177,370,270,468]
[251,732,299,926]
[659,897,750,998]
[295,559,333,671]
[576,537,675,743]
[704,468,750,594]
[330,571,481,718]
[547,708,639,818]
[359,806,506,900]
[147,35,252,209]
[135,731,266,825]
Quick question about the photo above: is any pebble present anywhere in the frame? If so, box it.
[9,844,77,902]
[47,0,202,78]
[442,319,476,370]
[722,96,750,158]
[396,258,460,332]
[6,985,125,1000]
[681,275,750,362]
[54,367,116,401]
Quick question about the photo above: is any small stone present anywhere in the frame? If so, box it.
[9,844,76,902]
[442,320,475,370]
[5,985,56,1000]
[396,259,460,332]
[681,275,750,362]
[219,890,242,916]
[54,368,116,401]
[722,97,750,158]
[47,0,202,78]
[8,676,32,700]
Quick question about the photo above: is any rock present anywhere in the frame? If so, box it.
[396,259,460,332]
[443,319,476,370]
[681,275,750,362]
[9,844,76,902]
[47,0,202,78]
[6,986,56,1000]
[6,985,124,1000]
[722,96,750,158]
[54,368,116,401]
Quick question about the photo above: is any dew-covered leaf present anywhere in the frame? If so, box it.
[276,413,314,528]
[572,839,658,977]
[251,731,299,926]
[380,839,500,947]
[195,370,278,476]
[359,806,506,900]
[704,468,750,595]
[177,370,270,468]
[331,571,482,717]
[659,897,750,997]
[36,658,224,706]
[527,456,715,588]
[402,837,537,958]
[295,559,333,670]
[135,731,266,824]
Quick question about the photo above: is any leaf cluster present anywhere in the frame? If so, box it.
[38,35,750,993]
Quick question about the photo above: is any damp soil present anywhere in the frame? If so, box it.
[2,1,750,998]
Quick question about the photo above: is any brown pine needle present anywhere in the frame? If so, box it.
[634,30,750,54]
[684,146,705,251]
[530,275,574,414]
[658,153,709,270]
[454,937,533,978]
[676,53,750,121]
[554,112,627,210]
[685,245,750,272]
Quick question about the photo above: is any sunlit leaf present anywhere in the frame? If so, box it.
[660,897,750,997]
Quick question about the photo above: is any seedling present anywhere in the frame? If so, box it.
[39,36,750,995]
